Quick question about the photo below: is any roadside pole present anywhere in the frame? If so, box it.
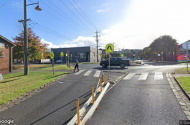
[50,52,54,75]
[105,43,114,80]
[60,52,64,65]
[52,59,54,75]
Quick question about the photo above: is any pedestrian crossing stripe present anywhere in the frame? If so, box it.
[123,72,164,80]
[154,72,163,80]
[84,70,92,76]
[94,71,101,77]
[74,70,85,75]
[123,73,136,80]
[138,72,149,80]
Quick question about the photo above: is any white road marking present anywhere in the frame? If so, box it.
[123,73,136,80]
[138,72,149,80]
[154,72,163,80]
[74,70,84,75]
[84,70,92,76]
[94,71,101,77]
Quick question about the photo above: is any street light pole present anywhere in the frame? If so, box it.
[19,0,41,75]
[24,0,29,75]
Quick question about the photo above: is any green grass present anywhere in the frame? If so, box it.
[0,71,67,105]
[13,64,51,70]
[174,67,190,74]
[176,77,190,95]
[40,65,74,71]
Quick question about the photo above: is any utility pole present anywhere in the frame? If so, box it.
[95,30,100,62]
[19,0,41,75]
[24,0,29,75]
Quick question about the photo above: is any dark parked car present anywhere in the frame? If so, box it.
[100,57,131,68]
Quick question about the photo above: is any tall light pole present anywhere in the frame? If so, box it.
[95,30,100,62]
[19,0,42,75]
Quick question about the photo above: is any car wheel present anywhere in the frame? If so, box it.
[120,64,125,68]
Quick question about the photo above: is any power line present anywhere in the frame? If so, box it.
[59,0,94,33]
[45,0,90,33]
[0,0,10,8]
[29,0,92,37]
[71,0,99,30]
[36,0,93,36]
[29,20,72,40]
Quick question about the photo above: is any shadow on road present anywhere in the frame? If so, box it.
[30,90,91,125]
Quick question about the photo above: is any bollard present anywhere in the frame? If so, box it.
[105,72,107,85]
[100,77,102,92]
[76,99,81,125]
[91,85,95,104]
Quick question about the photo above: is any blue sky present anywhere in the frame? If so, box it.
[1,0,190,50]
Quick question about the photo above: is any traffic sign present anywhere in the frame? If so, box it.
[66,53,68,57]
[121,54,124,57]
[60,52,64,57]
[106,43,114,53]
[50,52,54,59]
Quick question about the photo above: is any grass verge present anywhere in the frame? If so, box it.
[40,65,74,71]
[13,64,51,70]
[176,77,190,95]
[0,71,67,105]
[174,67,190,74]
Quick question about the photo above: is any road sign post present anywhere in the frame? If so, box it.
[105,43,114,80]
[60,52,64,64]
[50,52,54,75]
[66,53,68,66]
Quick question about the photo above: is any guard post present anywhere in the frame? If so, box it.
[76,99,81,125]
[91,85,95,104]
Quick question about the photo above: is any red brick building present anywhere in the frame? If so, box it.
[0,35,14,74]
[176,43,190,62]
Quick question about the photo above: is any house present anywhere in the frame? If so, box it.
[0,35,14,74]
[51,46,102,63]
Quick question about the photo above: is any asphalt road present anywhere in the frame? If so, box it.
[0,61,188,125]
[87,61,188,125]
[0,68,100,125]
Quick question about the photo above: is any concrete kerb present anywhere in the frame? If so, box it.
[67,81,107,125]
[166,71,190,120]
[80,82,110,125]
[173,77,190,101]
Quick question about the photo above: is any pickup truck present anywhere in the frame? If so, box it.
[100,57,131,68]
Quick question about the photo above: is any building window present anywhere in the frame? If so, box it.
[0,42,5,57]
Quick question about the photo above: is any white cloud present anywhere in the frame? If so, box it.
[41,36,96,49]
[43,0,190,51]
[98,0,190,50]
